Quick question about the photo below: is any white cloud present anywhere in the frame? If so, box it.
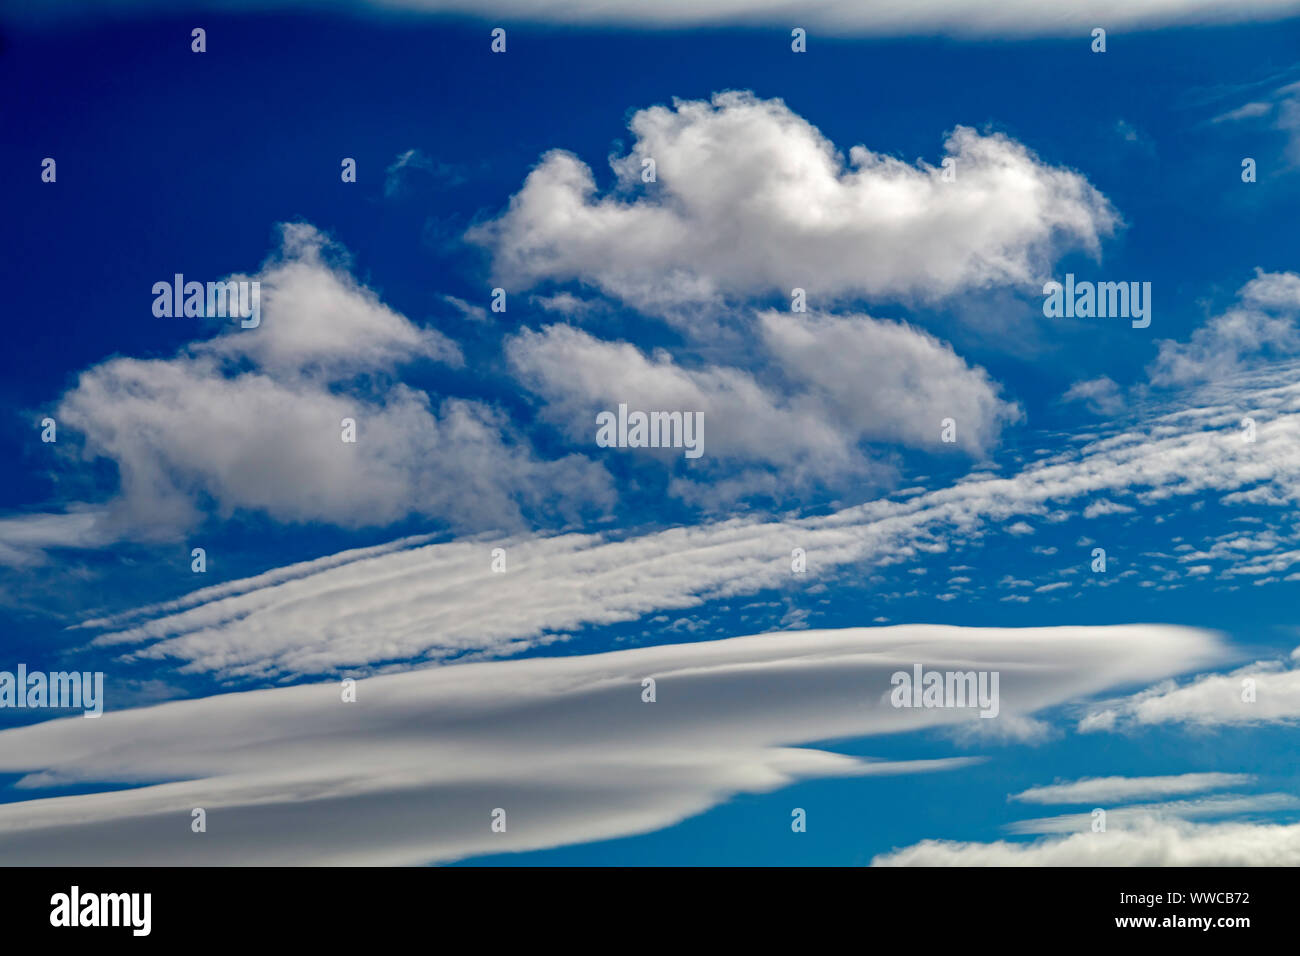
[1208,79,1300,165]
[1079,650,1300,730]
[530,292,601,317]
[78,362,1300,677]
[1279,87,1300,164]
[1005,793,1298,834]
[873,817,1300,865]
[1063,376,1126,416]
[756,311,1019,453]
[16,1,1300,37]
[0,623,1224,864]
[45,224,613,540]
[1083,499,1136,518]
[1009,772,1254,804]
[1149,270,1300,385]
[441,294,488,322]
[200,222,462,375]
[505,312,1020,503]
[383,148,461,198]
[470,92,1118,317]
[0,508,114,567]
[1211,101,1274,123]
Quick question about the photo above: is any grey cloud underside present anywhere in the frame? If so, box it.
[0,624,1223,865]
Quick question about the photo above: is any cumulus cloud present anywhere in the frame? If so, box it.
[873,816,1300,865]
[0,623,1224,864]
[43,224,613,542]
[470,92,1118,317]
[1063,376,1126,416]
[75,363,1300,677]
[1149,270,1300,386]
[200,222,462,374]
[1009,772,1254,804]
[1079,648,1300,731]
[1083,499,1136,519]
[506,312,1020,503]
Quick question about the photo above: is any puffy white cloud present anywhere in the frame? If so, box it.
[199,222,462,375]
[506,312,1019,501]
[1149,270,1300,386]
[757,311,1019,453]
[526,309,1019,491]
[873,817,1300,865]
[48,224,613,539]
[1079,650,1300,731]
[1063,376,1126,416]
[508,323,852,469]
[0,623,1223,864]
[1009,772,1254,804]
[470,93,1118,316]
[78,363,1300,677]
[1082,499,1136,519]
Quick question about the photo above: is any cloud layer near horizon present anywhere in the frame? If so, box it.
[873,816,1300,865]
[11,0,1300,37]
[0,623,1223,865]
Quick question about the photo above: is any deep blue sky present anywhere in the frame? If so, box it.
[2,7,1299,865]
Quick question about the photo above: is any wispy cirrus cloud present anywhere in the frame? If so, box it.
[1209,78,1300,165]
[1009,772,1255,805]
[1005,793,1299,834]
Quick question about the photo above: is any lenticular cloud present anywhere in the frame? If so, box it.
[0,623,1223,865]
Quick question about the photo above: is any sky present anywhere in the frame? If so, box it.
[1,0,1300,865]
